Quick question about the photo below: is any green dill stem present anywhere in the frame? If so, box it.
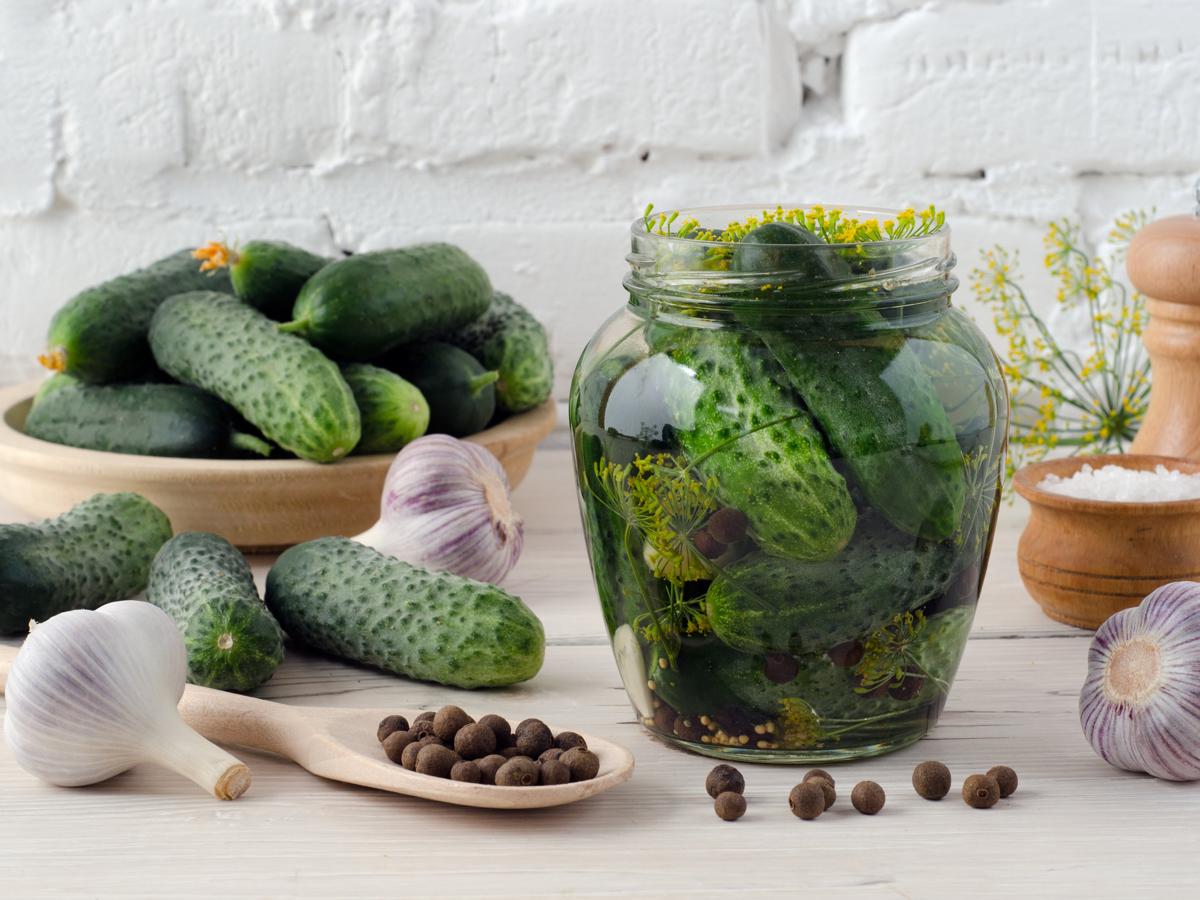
[277,319,310,335]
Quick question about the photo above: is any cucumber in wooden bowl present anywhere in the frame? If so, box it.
[195,241,329,320]
[380,341,498,438]
[0,492,173,635]
[149,292,360,463]
[147,531,284,691]
[41,249,233,384]
[282,243,492,360]
[24,375,272,459]
[341,363,429,455]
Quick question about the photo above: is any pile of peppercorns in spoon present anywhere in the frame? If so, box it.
[376,706,601,787]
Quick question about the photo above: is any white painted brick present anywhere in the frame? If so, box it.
[0,1,61,216]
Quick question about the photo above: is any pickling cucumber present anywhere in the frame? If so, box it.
[283,243,492,360]
[341,363,429,454]
[146,532,284,691]
[383,342,498,437]
[0,493,173,635]
[149,292,360,462]
[195,241,329,320]
[442,292,553,413]
[732,221,847,282]
[265,537,544,688]
[41,249,233,383]
[24,375,272,458]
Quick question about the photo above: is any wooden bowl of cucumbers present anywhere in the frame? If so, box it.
[0,241,557,551]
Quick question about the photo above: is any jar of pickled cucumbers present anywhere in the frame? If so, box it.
[569,205,1008,762]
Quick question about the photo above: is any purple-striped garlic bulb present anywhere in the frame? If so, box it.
[353,434,524,584]
[1080,581,1200,781]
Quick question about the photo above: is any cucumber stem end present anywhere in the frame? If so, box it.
[468,369,500,397]
[37,347,67,373]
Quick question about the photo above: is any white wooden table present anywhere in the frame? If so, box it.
[1,440,1197,899]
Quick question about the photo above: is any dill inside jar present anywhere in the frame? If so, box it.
[569,204,1008,762]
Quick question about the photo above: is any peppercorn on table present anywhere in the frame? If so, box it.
[0,436,1195,899]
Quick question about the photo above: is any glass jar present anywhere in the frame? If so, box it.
[569,205,1008,762]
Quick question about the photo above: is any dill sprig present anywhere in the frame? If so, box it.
[643,203,945,245]
[853,611,945,695]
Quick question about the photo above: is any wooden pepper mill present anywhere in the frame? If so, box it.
[1127,183,1200,459]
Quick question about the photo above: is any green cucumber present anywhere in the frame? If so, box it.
[732,221,847,282]
[666,330,856,560]
[648,640,742,718]
[24,375,272,458]
[382,341,498,437]
[283,243,492,360]
[149,292,360,462]
[42,249,233,384]
[341,363,429,454]
[442,292,553,413]
[0,493,173,635]
[196,241,329,320]
[265,537,544,688]
[146,532,284,691]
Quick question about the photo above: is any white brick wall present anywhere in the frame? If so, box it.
[2,0,1198,394]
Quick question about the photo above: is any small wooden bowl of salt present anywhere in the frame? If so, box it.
[1014,454,1200,629]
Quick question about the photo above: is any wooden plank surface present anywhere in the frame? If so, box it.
[2,440,1197,899]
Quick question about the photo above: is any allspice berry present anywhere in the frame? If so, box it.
[691,529,724,559]
[433,705,474,742]
[809,777,836,811]
[851,781,885,815]
[409,717,438,741]
[559,747,600,782]
[705,764,745,799]
[673,715,704,742]
[495,756,540,787]
[763,653,800,684]
[415,743,460,779]
[554,731,588,752]
[381,730,415,764]
[540,759,571,785]
[477,714,512,748]
[539,748,564,763]
[477,754,507,785]
[401,735,442,771]
[803,768,834,786]
[412,710,435,726]
[912,761,952,800]
[450,760,481,783]
[962,773,1000,809]
[987,765,1018,798]
[706,506,748,544]
[500,745,526,759]
[714,791,747,821]
[453,722,498,760]
[515,719,554,758]
[788,781,825,820]
[376,714,410,743]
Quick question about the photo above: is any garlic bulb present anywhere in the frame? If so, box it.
[4,600,251,799]
[354,434,524,584]
[1080,581,1200,781]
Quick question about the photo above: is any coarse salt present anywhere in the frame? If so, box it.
[1037,463,1200,502]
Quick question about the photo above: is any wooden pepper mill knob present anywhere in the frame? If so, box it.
[1127,185,1200,459]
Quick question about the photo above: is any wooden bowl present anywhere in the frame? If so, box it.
[1013,453,1200,629]
[0,381,556,551]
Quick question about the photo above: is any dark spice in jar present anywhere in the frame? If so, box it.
[763,653,800,684]
[477,714,512,748]
[705,764,745,799]
[987,765,1018,798]
[450,760,481,783]
[691,529,724,559]
[788,781,825,820]
[415,744,460,779]
[515,719,554,758]
[381,730,415,764]
[477,754,506,785]
[912,761,952,800]
[827,640,865,668]
[433,705,474,742]
[962,773,1000,809]
[652,703,676,732]
[706,507,748,544]
[851,781,885,815]
[453,722,498,760]
[495,756,540,787]
[673,715,704,742]
[554,731,587,751]
[559,747,600,782]
[376,714,409,743]
[714,791,747,821]
[540,759,571,785]
[888,673,924,701]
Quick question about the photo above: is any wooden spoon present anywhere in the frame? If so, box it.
[0,643,634,809]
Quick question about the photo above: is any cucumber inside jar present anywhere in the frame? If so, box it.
[570,204,1007,761]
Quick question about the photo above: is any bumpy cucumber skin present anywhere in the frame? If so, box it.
[146,532,284,691]
[341,363,429,454]
[149,292,360,462]
[667,332,856,561]
[766,333,966,539]
[44,249,233,384]
[705,526,956,656]
[0,493,173,635]
[231,241,329,319]
[733,221,848,281]
[265,537,544,688]
[24,376,258,458]
[384,341,497,438]
[444,292,553,413]
[290,244,492,361]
